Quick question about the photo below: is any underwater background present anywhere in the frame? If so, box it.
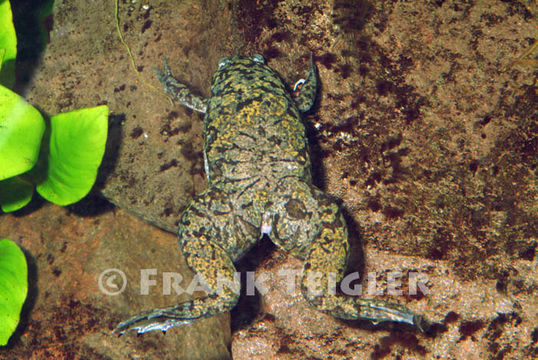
[1,0,536,359]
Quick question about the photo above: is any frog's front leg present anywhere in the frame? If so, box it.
[294,53,318,113]
[154,57,208,113]
[114,188,241,334]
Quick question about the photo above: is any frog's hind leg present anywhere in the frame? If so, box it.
[294,53,318,113]
[154,57,208,113]
[297,184,429,332]
[114,188,242,335]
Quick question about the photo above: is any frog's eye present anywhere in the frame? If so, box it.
[218,57,230,68]
[251,54,265,64]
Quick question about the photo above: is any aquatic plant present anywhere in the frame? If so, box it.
[0,0,16,88]
[0,238,27,346]
[0,0,108,212]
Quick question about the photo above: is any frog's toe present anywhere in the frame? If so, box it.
[413,314,434,334]
[153,66,164,79]
[114,310,193,335]
[293,78,306,91]
[162,56,172,73]
[154,57,172,81]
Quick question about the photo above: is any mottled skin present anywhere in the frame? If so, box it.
[115,54,428,334]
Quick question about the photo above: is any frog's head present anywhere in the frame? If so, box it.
[210,54,276,96]
[217,54,266,69]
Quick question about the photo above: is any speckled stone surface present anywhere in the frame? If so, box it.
[2,0,536,359]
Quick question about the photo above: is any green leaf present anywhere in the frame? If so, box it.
[36,105,108,205]
[0,0,17,88]
[0,176,33,212]
[0,84,46,180]
[0,238,28,346]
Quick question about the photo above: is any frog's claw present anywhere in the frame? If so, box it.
[114,311,192,335]
[114,297,226,335]
[294,53,318,113]
[364,300,432,333]
[114,298,236,336]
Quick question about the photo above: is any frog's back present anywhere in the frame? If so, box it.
[204,55,311,191]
